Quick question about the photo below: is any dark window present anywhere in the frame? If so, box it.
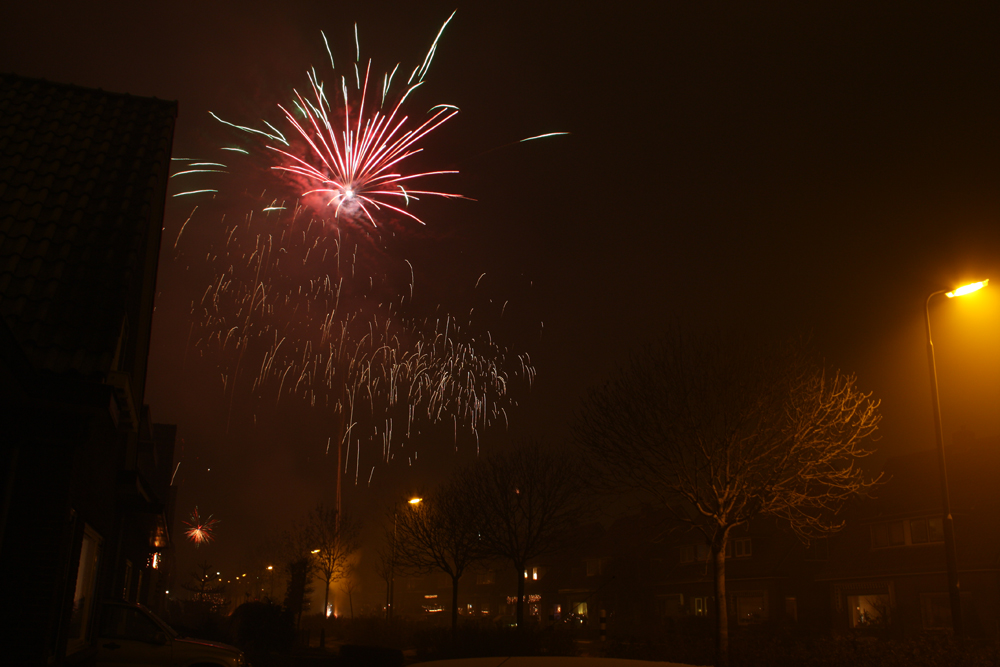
[806,538,829,560]
[927,517,944,542]
[734,538,752,558]
[727,538,752,558]
[735,595,765,624]
[920,593,950,629]
[871,521,904,548]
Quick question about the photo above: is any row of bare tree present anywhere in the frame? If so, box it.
[575,332,882,666]
[248,331,882,667]
[389,443,583,631]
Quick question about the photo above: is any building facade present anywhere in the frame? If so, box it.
[0,74,178,665]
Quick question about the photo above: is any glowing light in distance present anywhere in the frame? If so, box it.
[408,497,423,504]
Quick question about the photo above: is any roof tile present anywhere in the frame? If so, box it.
[0,74,176,378]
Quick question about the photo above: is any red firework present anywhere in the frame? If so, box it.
[183,506,219,546]
[212,12,463,227]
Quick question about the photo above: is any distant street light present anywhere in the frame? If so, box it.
[925,278,988,637]
[388,497,423,620]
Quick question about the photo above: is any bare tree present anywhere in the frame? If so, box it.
[575,334,881,667]
[341,569,358,619]
[305,503,360,623]
[372,538,394,620]
[276,524,316,630]
[463,442,583,628]
[394,479,488,631]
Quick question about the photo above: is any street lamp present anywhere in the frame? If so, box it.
[388,497,423,620]
[925,278,987,637]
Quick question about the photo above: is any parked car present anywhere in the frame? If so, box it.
[96,600,246,667]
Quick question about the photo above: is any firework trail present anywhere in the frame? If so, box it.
[183,506,219,546]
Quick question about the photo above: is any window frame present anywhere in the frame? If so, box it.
[870,516,944,549]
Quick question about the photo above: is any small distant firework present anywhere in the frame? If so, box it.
[183,507,219,546]
[209,12,463,227]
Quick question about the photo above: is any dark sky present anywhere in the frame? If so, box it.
[3,1,1000,611]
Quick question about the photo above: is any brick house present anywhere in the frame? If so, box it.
[819,439,1000,636]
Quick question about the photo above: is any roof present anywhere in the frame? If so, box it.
[0,74,176,378]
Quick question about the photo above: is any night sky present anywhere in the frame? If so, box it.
[3,1,1000,611]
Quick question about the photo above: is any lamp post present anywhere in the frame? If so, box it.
[388,497,422,621]
[925,279,987,637]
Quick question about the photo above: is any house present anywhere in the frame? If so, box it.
[0,73,177,665]
[819,438,1000,636]
[506,504,834,638]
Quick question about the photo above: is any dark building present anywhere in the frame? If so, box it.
[820,438,1000,636]
[0,73,177,665]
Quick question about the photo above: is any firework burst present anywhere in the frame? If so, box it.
[210,12,463,227]
[183,507,219,546]
[168,13,544,501]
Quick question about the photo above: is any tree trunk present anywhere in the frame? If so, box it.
[515,563,525,628]
[451,574,460,633]
[321,579,330,648]
[713,539,728,667]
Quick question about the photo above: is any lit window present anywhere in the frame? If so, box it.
[848,594,890,628]
[532,567,538,580]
